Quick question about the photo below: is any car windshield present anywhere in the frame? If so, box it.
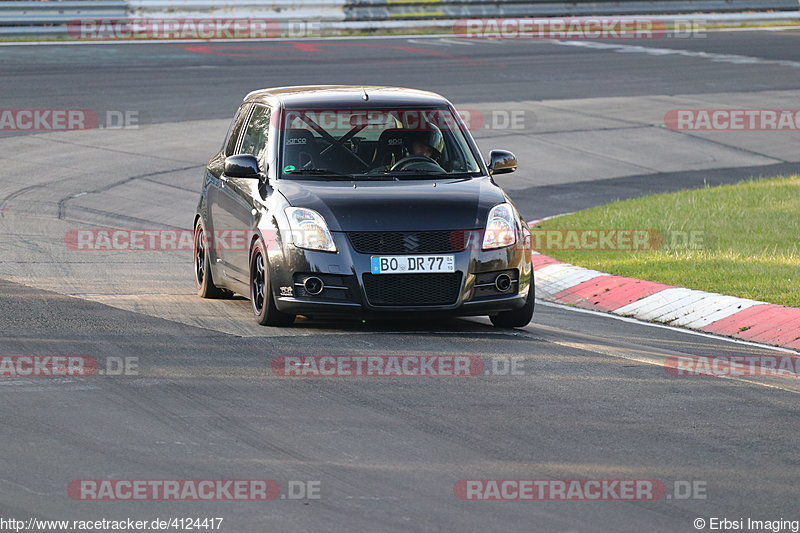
[279,108,483,179]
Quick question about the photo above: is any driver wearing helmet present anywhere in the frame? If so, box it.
[407,122,445,161]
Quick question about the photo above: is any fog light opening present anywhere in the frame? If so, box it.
[304,276,324,296]
[494,273,512,293]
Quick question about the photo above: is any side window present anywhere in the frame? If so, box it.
[224,103,251,156]
[239,105,271,167]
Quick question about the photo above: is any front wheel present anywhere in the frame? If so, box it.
[250,241,296,327]
[490,280,534,328]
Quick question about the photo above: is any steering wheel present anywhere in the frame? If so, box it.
[390,155,444,172]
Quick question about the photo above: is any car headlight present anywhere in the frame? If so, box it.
[482,203,517,250]
[285,207,337,252]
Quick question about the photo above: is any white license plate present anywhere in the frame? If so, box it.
[370,255,455,274]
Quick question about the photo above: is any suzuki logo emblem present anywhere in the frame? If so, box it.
[403,233,419,251]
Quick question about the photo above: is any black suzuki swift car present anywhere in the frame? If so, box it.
[194,85,534,327]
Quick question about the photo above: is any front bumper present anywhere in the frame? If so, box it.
[267,231,533,318]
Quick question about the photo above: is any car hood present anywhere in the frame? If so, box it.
[275,177,506,231]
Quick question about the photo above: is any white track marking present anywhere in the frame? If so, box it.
[534,263,608,297]
[543,334,800,394]
[553,40,800,69]
[536,300,799,354]
[407,37,476,46]
[406,38,453,46]
[438,38,476,46]
[612,287,766,328]
[714,26,800,32]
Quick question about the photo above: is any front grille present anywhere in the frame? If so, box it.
[362,273,462,307]
[348,231,467,254]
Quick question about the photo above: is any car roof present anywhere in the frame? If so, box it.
[243,85,451,109]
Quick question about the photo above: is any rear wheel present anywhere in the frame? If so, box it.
[490,276,534,328]
[250,241,296,326]
[194,219,231,299]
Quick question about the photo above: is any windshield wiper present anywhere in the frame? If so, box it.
[290,169,404,181]
[285,168,354,179]
[380,169,473,179]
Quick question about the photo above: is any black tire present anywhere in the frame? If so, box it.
[490,279,535,328]
[250,240,296,326]
[194,219,231,299]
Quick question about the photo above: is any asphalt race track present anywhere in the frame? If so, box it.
[1,30,799,532]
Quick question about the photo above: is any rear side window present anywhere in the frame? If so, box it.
[239,104,271,168]
[223,103,251,156]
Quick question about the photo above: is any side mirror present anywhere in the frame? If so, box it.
[487,150,517,175]
[224,154,264,179]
